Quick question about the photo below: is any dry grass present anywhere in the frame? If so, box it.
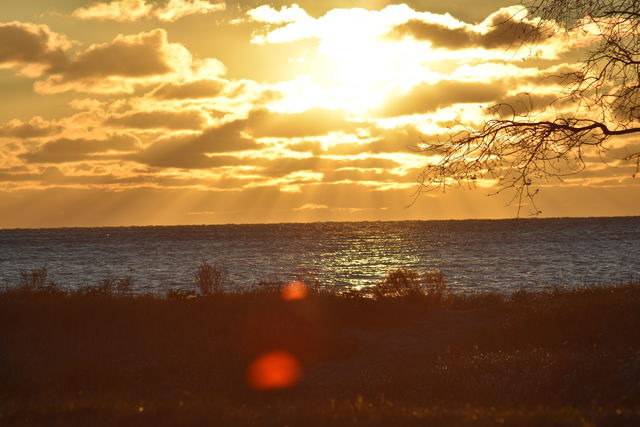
[1,271,640,426]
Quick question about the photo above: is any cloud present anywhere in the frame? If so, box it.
[0,117,62,139]
[284,127,430,155]
[248,108,358,138]
[150,78,227,99]
[132,119,257,168]
[106,110,208,130]
[20,135,140,163]
[73,0,151,22]
[390,6,550,50]
[72,0,225,23]
[246,4,310,24]
[255,156,402,178]
[246,4,552,51]
[293,203,328,211]
[0,166,60,184]
[489,93,561,118]
[155,0,225,22]
[520,64,583,86]
[0,21,71,77]
[244,4,424,44]
[35,29,195,94]
[245,4,567,67]
[377,80,507,117]
[0,164,261,190]
[478,7,551,49]
[366,127,426,153]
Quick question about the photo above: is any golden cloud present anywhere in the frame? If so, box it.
[0,22,71,77]
[131,120,257,168]
[105,110,209,130]
[35,29,197,94]
[488,93,562,118]
[292,203,328,211]
[376,80,507,117]
[150,78,227,99]
[245,4,309,24]
[0,117,62,139]
[248,108,359,138]
[72,0,225,23]
[244,2,575,87]
[19,135,140,163]
[390,6,552,50]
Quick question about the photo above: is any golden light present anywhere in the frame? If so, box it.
[281,281,308,301]
[249,5,446,115]
[246,350,301,390]
[313,37,429,114]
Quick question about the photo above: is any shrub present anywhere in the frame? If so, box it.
[19,267,49,289]
[18,267,61,294]
[374,268,422,299]
[373,268,446,300]
[423,269,447,301]
[195,260,228,295]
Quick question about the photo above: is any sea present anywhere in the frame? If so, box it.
[1,216,639,294]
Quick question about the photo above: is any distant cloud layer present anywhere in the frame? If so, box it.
[0,118,61,139]
[19,135,140,164]
[72,0,226,22]
[150,79,227,99]
[35,29,198,94]
[389,6,551,49]
[0,22,71,77]
[376,80,507,117]
[105,110,209,130]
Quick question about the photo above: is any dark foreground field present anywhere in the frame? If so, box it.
[2,273,640,426]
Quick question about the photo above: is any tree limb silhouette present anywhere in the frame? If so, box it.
[419,0,640,214]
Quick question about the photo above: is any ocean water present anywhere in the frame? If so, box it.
[1,217,638,294]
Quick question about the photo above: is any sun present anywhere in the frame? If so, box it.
[267,23,433,116]
[316,28,428,114]
[253,6,452,118]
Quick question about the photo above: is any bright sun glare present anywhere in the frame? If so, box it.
[318,34,427,114]
[271,22,432,116]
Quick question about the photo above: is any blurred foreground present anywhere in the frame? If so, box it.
[2,273,640,426]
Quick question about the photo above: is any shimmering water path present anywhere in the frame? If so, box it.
[1,217,638,294]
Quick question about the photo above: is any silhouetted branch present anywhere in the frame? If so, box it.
[420,0,640,214]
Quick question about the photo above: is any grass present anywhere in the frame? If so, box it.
[1,268,640,426]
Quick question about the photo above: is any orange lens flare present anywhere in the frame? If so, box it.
[246,350,301,390]
[281,281,308,301]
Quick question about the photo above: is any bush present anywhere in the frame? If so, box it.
[18,267,61,294]
[374,268,421,299]
[373,268,446,300]
[423,269,447,301]
[195,260,228,295]
[19,267,50,289]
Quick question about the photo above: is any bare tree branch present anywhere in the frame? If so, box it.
[419,0,640,214]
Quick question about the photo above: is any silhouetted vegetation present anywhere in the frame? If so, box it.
[373,268,446,301]
[1,269,640,426]
[195,259,229,294]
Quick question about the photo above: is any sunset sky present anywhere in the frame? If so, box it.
[1,0,638,228]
